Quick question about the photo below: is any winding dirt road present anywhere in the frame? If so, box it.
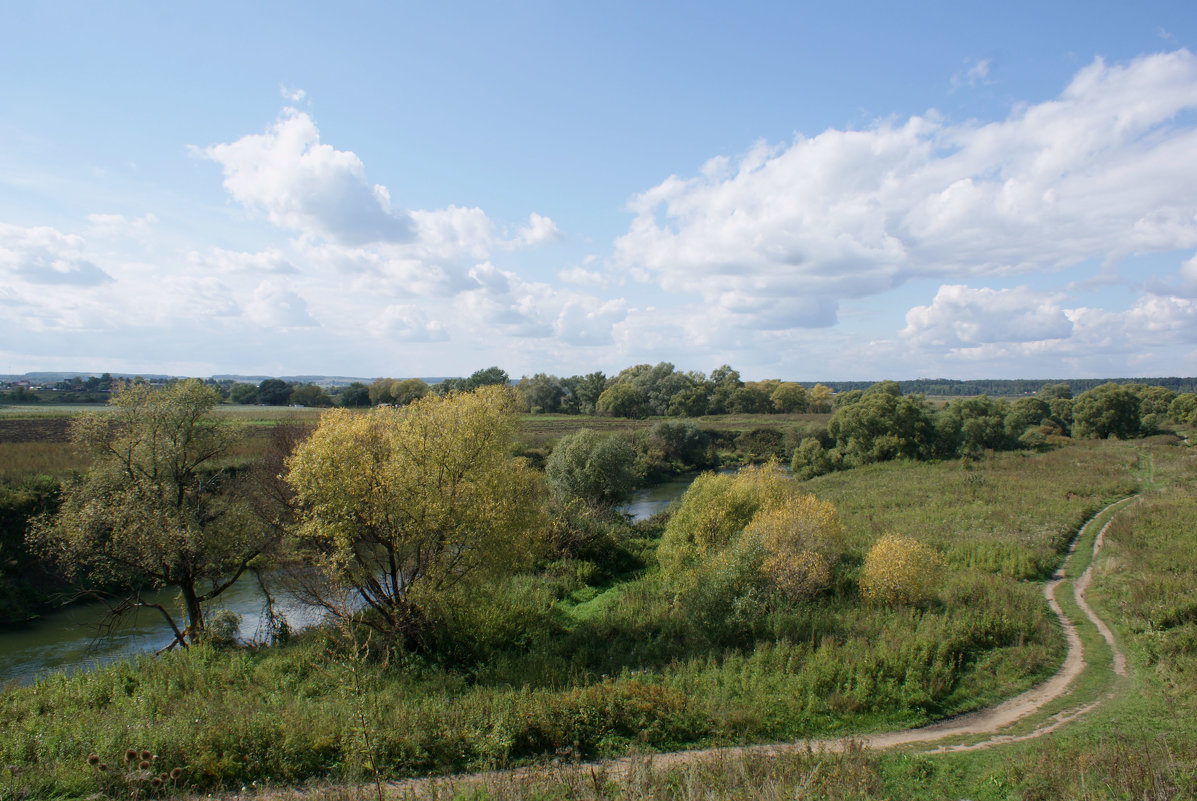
[242,495,1137,800]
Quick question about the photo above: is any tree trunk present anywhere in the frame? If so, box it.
[180,581,204,644]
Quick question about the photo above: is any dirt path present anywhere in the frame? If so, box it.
[244,495,1137,800]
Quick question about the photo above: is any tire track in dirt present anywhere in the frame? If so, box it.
[248,494,1139,799]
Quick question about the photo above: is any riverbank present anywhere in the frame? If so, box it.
[0,439,1148,798]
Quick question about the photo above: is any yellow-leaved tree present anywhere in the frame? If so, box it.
[285,385,546,643]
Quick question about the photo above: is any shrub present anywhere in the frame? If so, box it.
[743,494,844,600]
[860,532,943,606]
[545,429,636,508]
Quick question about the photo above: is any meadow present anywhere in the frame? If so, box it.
[0,430,1155,799]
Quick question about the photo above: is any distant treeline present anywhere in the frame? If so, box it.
[815,377,1197,397]
[6,368,1197,409]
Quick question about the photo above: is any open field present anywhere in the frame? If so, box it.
[214,437,1197,800]
[0,408,819,479]
[0,437,1158,799]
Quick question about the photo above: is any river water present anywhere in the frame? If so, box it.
[0,476,696,685]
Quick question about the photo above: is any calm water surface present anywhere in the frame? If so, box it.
[1,476,699,685]
[0,576,322,685]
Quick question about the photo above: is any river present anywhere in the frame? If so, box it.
[0,476,696,685]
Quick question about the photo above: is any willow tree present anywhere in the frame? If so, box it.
[31,380,270,647]
[285,385,546,643]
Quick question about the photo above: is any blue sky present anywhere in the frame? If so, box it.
[3,2,1197,381]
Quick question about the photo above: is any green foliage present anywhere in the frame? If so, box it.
[631,420,714,480]
[769,382,808,413]
[827,389,933,466]
[934,395,1013,456]
[658,464,844,643]
[1072,382,1143,439]
[229,382,259,404]
[0,474,61,624]
[1,433,1161,798]
[595,383,648,419]
[791,437,834,479]
[256,378,292,406]
[1169,392,1197,424]
[287,383,332,407]
[335,381,371,408]
[544,429,636,508]
[28,380,270,643]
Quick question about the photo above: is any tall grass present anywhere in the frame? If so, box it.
[0,439,1149,797]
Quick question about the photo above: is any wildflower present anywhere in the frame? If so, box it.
[124,748,138,763]
[170,767,184,781]
[87,753,100,766]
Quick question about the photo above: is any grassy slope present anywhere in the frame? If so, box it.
[0,440,1148,799]
[430,436,1196,801]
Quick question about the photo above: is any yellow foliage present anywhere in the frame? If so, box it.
[859,532,943,605]
[744,494,844,599]
[658,462,793,585]
[285,386,546,633]
[659,461,844,600]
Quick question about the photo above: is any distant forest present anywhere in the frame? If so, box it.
[816,377,1197,397]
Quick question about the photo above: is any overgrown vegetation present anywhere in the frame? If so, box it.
[0,430,1146,797]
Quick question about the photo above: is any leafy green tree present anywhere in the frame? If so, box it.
[391,378,430,406]
[1005,397,1052,438]
[633,420,714,479]
[257,378,292,406]
[285,386,545,643]
[791,437,834,479]
[518,373,565,414]
[544,429,636,508]
[288,383,333,407]
[229,382,259,404]
[559,371,607,415]
[864,380,902,398]
[1039,382,1072,400]
[336,382,372,408]
[596,383,648,419]
[706,365,743,414]
[832,389,863,409]
[30,380,271,646]
[828,392,933,466]
[464,366,510,390]
[667,385,709,417]
[770,382,808,413]
[728,384,772,414]
[1137,385,1176,416]
[1170,393,1197,424]
[934,395,1012,456]
[368,377,397,405]
[1072,382,1142,439]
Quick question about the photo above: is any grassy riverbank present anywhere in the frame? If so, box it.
[0,439,1148,799]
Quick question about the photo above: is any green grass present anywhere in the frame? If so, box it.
[0,439,1153,799]
[340,438,1197,800]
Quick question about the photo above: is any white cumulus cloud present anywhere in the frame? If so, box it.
[615,50,1197,333]
[197,108,415,245]
[0,223,113,286]
[902,284,1074,348]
